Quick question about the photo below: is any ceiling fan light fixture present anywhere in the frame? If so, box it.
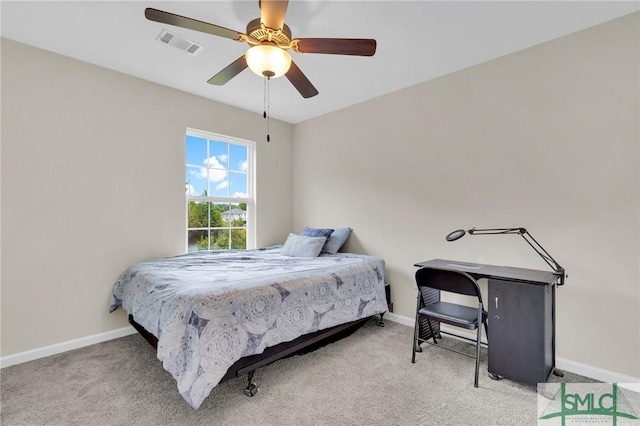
[245,44,291,78]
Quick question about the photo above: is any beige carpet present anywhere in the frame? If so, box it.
[1,319,595,425]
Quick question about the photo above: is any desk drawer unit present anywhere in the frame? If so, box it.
[488,278,553,386]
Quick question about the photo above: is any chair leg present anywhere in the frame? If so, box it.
[426,318,437,344]
[412,292,421,363]
[411,319,418,363]
[483,319,489,342]
[474,325,481,387]
[475,307,485,387]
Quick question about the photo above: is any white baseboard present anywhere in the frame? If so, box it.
[3,316,640,388]
[385,312,414,327]
[384,312,640,386]
[0,326,137,369]
[555,358,640,389]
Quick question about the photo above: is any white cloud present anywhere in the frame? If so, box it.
[215,181,229,190]
[197,157,228,183]
[208,169,228,183]
[232,192,248,198]
[186,183,196,195]
[238,160,248,172]
[203,156,223,168]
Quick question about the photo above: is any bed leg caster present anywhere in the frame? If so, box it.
[244,371,259,397]
[244,383,258,397]
[377,313,386,327]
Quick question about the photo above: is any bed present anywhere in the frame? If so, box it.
[109,246,388,409]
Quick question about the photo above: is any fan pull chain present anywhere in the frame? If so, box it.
[263,77,271,143]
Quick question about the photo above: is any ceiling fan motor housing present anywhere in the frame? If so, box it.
[246,18,292,47]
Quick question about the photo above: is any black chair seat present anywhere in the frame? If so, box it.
[420,302,479,330]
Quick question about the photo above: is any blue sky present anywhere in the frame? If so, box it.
[185,135,248,198]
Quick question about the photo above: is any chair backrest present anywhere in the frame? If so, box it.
[415,266,483,303]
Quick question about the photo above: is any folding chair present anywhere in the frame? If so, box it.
[411,266,488,387]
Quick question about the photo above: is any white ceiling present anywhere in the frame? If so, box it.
[2,1,638,124]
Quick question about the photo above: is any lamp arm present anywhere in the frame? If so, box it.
[467,227,566,285]
[520,231,565,284]
[468,227,524,236]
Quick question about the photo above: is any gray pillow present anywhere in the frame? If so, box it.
[323,227,353,254]
[300,227,333,253]
[281,233,326,257]
[301,227,334,253]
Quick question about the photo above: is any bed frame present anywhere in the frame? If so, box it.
[129,313,382,397]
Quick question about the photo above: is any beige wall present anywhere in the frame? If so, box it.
[292,14,639,377]
[2,13,639,380]
[0,39,294,356]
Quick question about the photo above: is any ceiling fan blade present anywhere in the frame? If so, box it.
[145,8,243,41]
[294,38,377,56]
[207,56,248,85]
[259,0,289,30]
[285,61,318,99]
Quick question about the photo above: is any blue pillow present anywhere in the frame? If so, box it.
[281,233,326,257]
[323,227,353,254]
[301,227,334,253]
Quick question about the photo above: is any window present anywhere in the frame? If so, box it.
[185,128,255,252]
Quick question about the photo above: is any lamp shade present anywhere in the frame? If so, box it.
[446,229,466,241]
[245,45,291,78]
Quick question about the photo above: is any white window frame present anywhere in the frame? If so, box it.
[185,128,256,251]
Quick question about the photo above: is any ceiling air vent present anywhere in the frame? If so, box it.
[156,29,203,56]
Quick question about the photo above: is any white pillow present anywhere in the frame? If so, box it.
[281,233,326,257]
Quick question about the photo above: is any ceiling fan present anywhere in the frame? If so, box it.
[145,0,377,98]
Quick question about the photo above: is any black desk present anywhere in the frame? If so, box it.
[414,258,560,386]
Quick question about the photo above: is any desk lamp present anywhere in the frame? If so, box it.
[445,227,567,286]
